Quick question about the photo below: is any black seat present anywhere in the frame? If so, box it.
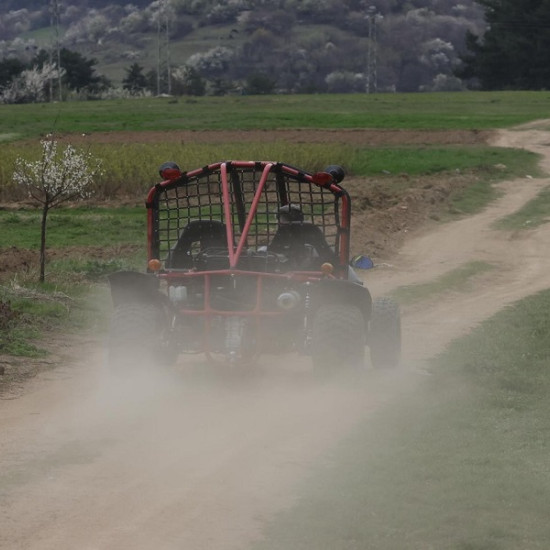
[166,220,229,269]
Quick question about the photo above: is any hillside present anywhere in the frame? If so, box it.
[0,1,486,93]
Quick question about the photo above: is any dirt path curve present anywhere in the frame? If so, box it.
[366,119,550,362]
[2,122,550,550]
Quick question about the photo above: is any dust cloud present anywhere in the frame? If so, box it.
[1,344,417,550]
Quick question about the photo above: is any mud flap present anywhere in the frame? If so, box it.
[108,271,162,307]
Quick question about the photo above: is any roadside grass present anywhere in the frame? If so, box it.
[447,150,544,216]
[494,185,550,230]
[390,261,495,305]
[350,145,536,177]
[254,290,550,550]
[2,92,550,141]
[0,244,142,358]
[0,206,145,249]
[0,283,76,356]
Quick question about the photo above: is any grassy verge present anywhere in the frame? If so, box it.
[390,261,495,305]
[494,185,550,230]
[0,206,145,249]
[254,290,550,550]
[0,283,84,357]
[0,249,140,358]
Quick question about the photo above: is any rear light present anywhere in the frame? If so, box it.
[148,258,162,272]
[159,161,182,181]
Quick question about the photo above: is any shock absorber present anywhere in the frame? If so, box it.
[225,315,243,361]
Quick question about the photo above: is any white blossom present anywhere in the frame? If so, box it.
[13,138,103,207]
[0,63,64,104]
[187,46,234,76]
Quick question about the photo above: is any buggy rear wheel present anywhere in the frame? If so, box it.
[369,297,401,368]
[310,304,366,371]
[108,303,176,370]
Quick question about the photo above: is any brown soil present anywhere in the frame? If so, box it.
[1,124,549,549]
[54,127,491,146]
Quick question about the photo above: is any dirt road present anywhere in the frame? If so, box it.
[2,123,550,549]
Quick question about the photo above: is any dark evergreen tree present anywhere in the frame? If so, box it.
[35,48,101,93]
[459,0,550,90]
[245,72,277,94]
[0,58,25,89]
[122,62,148,94]
[59,48,101,92]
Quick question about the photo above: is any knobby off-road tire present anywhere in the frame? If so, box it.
[310,304,366,371]
[369,297,401,369]
[108,303,176,371]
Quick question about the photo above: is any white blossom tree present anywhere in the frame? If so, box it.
[0,63,63,104]
[187,46,234,79]
[12,138,103,282]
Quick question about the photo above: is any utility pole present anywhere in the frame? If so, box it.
[166,7,171,95]
[156,0,172,95]
[365,6,381,94]
[50,0,62,101]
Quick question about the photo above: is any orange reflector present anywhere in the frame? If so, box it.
[321,262,334,275]
[148,258,162,272]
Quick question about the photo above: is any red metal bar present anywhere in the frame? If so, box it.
[220,163,237,267]
[232,163,274,265]
[147,206,154,261]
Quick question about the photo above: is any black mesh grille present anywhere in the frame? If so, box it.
[152,163,340,264]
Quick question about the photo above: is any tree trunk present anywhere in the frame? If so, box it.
[40,204,49,283]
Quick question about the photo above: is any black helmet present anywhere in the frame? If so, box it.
[278,204,304,224]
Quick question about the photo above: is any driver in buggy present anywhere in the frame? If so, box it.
[268,204,325,269]
[267,204,362,283]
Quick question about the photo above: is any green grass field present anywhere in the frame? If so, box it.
[2,91,550,142]
[0,207,145,249]
[1,91,544,202]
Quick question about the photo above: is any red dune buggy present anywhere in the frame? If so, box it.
[108,160,400,370]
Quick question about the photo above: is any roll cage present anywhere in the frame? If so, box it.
[145,161,352,277]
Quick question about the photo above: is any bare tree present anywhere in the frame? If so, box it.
[12,137,103,282]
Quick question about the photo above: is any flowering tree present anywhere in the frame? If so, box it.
[12,138,103,282]
[187,46,234,78]
[0,63,63,104]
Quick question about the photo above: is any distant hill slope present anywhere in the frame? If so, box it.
[0,1,485,93]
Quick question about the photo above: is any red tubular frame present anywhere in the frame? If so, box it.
[146,160,347,324]
[144,160,351,355]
